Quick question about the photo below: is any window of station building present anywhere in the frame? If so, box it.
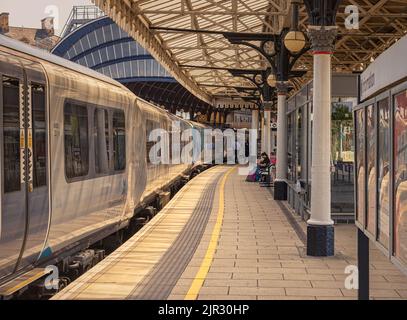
[306,103,313,206]
[331,99,355,214]
[31,83,47,188]
[295,106,307,183]
[64,102,89,179]
[377,97,390,248]
[394,89,407,264]
[355,108,366,225]
[94,108,110,174]
[113,110,126,171]
[366,104,377,233]
[2,76,20,192]
[332,100,354,163]
[287,113,295,181]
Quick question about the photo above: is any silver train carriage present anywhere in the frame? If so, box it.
[0,34,210,288]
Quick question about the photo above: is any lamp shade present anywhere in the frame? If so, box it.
[284,31,306,53]
[266,74,276,87]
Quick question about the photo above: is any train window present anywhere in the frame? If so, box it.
[394,89,407,264]
[161,121,168,163]
[32,83,47,188]
[366,104,377,233]
[94,108,110,174]
[113,110,126,171]
[2,76,20,192]
[146,119,159,165]
[377,98,390,248]
[169,126,172,162]
[169,122,181,163]
[355,108,366,225]
[146,119,154,164]
[64,102,89,179]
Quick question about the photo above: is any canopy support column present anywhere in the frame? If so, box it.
[306,26,337,257]
[274,84,288,200]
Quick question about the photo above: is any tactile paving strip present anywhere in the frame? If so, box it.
[126,171,222,300]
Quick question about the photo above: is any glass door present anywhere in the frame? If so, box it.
[15,58,50,271]
[0,52,50,281]
[0,53,28,280]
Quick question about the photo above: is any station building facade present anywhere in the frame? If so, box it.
[356,34,407,272]
[285,74,358,221]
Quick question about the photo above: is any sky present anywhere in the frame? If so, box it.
[0,0,94,35]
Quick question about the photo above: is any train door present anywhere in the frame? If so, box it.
[0,52,49,281]
[16,59,50,271]
[0,52,26,280]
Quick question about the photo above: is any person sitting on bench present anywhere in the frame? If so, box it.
[258,152,270,170]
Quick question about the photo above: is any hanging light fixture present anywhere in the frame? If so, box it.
[284,31,306,53]
[266,73,276,87]
[283,0,306,53]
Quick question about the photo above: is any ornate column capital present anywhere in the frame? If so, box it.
[307,26,337,53]
[276,81,289,95]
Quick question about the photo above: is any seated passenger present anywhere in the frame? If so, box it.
[258,152,271,170]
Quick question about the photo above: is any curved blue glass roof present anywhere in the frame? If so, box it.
[52,16,174,83]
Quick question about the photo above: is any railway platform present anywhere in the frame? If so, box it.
[52,165,407,300]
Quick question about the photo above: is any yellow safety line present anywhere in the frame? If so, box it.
[1,269,49,296]
[184,166,236,300]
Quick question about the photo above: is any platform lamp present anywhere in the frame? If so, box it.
[283,0,306,54]
[223,24,308,200]
[266,73,277,87]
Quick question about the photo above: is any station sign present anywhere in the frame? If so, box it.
[360,34,407,101]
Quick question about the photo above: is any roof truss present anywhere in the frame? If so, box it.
[92,0,407,105]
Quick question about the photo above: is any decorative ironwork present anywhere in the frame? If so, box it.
[308,26,338,52]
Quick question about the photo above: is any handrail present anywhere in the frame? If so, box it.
[60,5,105,38]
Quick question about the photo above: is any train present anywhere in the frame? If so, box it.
[0,34,211,297]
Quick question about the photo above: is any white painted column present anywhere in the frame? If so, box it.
[250,109,259,162]
[264,110,271,156]
[273,85,288,200]
[306,25,337,257]
[275,91,287,181]
[308,53,333,225]
[260,112,265,153]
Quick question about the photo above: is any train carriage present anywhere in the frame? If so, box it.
[0,34,210,293]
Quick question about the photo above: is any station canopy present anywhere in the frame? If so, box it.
[53,14,213,114]
[91,0,407,108]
